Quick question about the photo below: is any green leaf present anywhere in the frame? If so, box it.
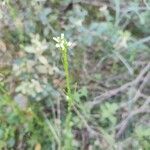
[39,8,52,25]
[38,56,48,65]
[24,46,36,54]
[79,87,88,98]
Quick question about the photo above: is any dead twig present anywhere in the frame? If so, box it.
[120,72,150,108]
[87,63,150,108]
[116,97,150,138]
[78,0,115,10]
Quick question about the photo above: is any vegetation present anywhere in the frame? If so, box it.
[0,0,150,149]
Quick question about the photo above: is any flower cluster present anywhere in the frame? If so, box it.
[53,34,71,51]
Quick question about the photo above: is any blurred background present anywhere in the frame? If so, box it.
[0,0,150,149]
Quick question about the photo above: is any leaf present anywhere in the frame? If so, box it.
[79,87,88,98]
[35,143,41,150]
[38,56,48,65]
[48,65,54,75]
[74,92,80,102]
[14,94,28,110]
[24,46,36,53]
[39,8,51,25]
[36,65,47,74]
[74,87,88,102]
[0,40,7,53]
[0,9,3,19]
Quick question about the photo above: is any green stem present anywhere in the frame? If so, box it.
[61,45,72,109]
[54,34,73,149]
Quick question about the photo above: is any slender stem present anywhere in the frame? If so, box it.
[54,34,73,149]
[61,45,72,109]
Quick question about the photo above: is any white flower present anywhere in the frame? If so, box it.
[53,34,72,49]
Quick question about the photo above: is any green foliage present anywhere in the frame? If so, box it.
[134,126,150,149]
[74,86,88,102]
[100,102,118,127]
[0,0,150,149]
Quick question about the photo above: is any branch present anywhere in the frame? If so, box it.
[87,63,150,108]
